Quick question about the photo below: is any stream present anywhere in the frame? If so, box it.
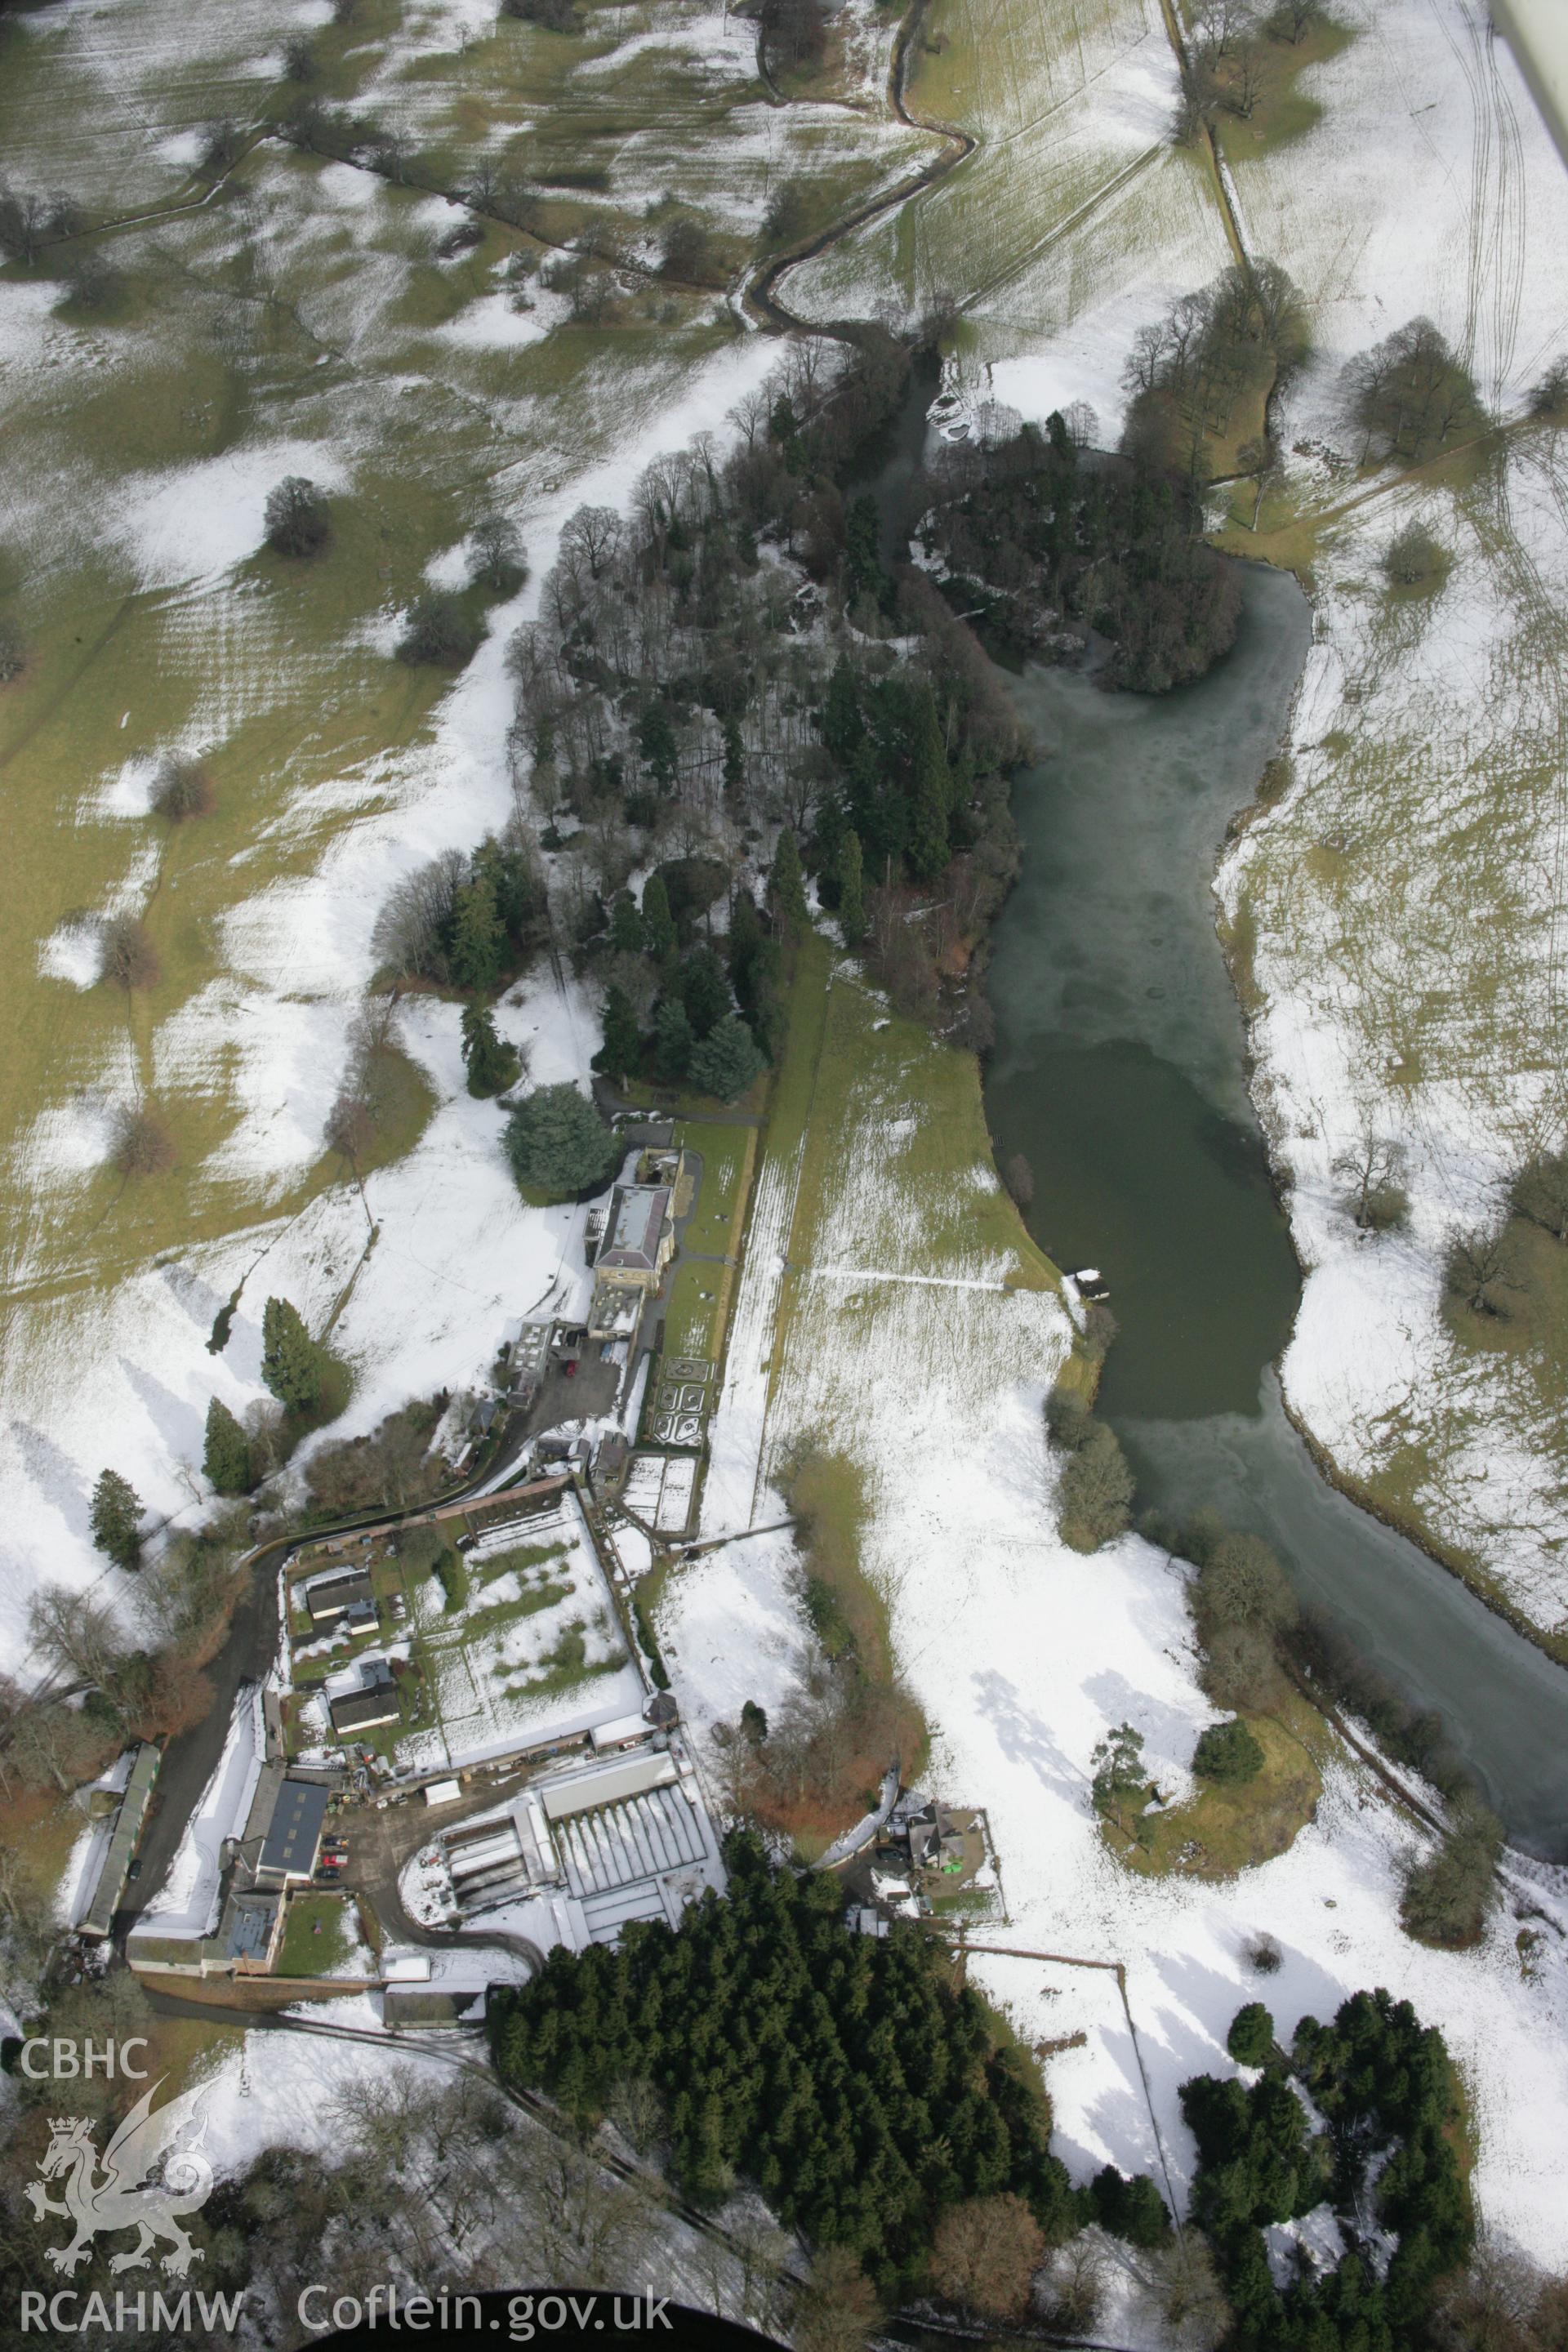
[863,393,1568,1858]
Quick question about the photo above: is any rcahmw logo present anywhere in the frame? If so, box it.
[24,2073,216,2279]
[20,2288,245,2335]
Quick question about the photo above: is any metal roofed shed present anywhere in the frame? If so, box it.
[591,1713,651,1753]
[423,1777,462,1806]
[383,1952,433,1982]
[256,1779,329,1886]
[384,1986,484,2029]
[77,1744,161,1940]
[541,1751,678,1820]
[301,1570,376,1624]
[329,1686,401,1736]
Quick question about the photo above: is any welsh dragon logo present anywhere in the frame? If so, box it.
[25,2077,215,2278]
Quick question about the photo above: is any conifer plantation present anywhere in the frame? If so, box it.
[1181,1989,1473,2349]
[490,1834,1076,2288]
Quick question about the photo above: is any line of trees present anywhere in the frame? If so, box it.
[1138,1501,1506,1952]
[1120,258,1309,488]
[371,825,546,992]
[1173,0,1330,145]
[1342,316,1481,466]
[1045,1391,1135,1552]
[709,1446,926,1842]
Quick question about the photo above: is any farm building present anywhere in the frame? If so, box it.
[301,1569,376,1625]
[329,1685,400,1737]
[76,1744,160,1940]
[254,1777,331,1888]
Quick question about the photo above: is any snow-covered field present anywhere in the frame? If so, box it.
[798,0,1568,1631]
[679,961,1568,2270]
[1205,0,1568,1637]
[0,0,922,1660]
[1221,431,1568,1643]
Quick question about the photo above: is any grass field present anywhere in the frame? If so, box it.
[675,1119,755,1258]
[0,0,942,1627]
[786,0,1233,427]
[1103,1694,1326,1879]
[276,1891,356,1976]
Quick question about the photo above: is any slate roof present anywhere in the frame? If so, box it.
[598,1186,670,1273]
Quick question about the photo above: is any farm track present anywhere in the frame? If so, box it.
[744,0,976,336]
[1422,0,1528,397]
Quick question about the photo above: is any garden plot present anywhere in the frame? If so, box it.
[621,1451,697,1533]
[408,1491,645,1766]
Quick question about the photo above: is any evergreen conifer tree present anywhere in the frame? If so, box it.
[203,1397,253,1496]
[844,493,885,605]
[907,687,952,882]
[593,984,642,1086]
[679,946,730,1038]
[638,702,678,791]
[770,827,808,938]
[654,996,694,1081]
[261,1296,323,1412]
[505,1084,618,1197]
[642,873,678,963]
[837,828,866,948]
[721,715,745,799]
[609,893,644,954]
[689,1015,766,1102]
[448,875,506,991]
[90,1469,144,1571]
[822,656,862,765]
[461,1003,521,1098]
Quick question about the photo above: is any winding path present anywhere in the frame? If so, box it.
[743,0,976,337]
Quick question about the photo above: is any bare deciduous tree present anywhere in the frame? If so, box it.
[930,2194,1045,2323]
[1445,1224,1524,1319]
[111,1104,176,1177]
[1003,1151,1035,1209]
[100,914,159,991]
[1512,1145,1568,1242]
[1334,1116,1409,1232]
[792,2246,880,2352]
